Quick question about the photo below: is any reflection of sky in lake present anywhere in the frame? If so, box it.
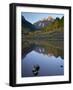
[22,50,64,77]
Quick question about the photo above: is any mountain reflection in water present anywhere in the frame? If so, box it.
[22,44,64,77]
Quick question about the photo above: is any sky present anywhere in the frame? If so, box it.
[21,12,64,24]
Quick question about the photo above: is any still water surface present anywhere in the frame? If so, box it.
[22,46,64,77]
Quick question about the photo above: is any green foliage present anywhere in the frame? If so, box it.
[42,16,64,32]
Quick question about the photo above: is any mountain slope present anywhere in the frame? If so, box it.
[34,16,54,29]
[42,16,64,32]
[22,16,37,34]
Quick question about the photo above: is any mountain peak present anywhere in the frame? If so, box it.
[34,16,54,29]
[47,16,54,21]
[40,16,54,22]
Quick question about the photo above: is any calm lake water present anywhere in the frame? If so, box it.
[22,45,64,77]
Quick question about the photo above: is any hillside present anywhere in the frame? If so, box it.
[41,16,64,32]
[22,16,37,35]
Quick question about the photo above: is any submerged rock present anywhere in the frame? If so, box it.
[32,71,38,76]
[60,65,63,68]
[32,64,40,76]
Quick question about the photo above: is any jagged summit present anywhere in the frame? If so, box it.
[34,16,54,29]
[40,16,54,22]
[47,16,54,21]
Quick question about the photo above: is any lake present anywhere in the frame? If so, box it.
[22,45,64,77]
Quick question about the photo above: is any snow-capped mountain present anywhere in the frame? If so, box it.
[34,16,54,29]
